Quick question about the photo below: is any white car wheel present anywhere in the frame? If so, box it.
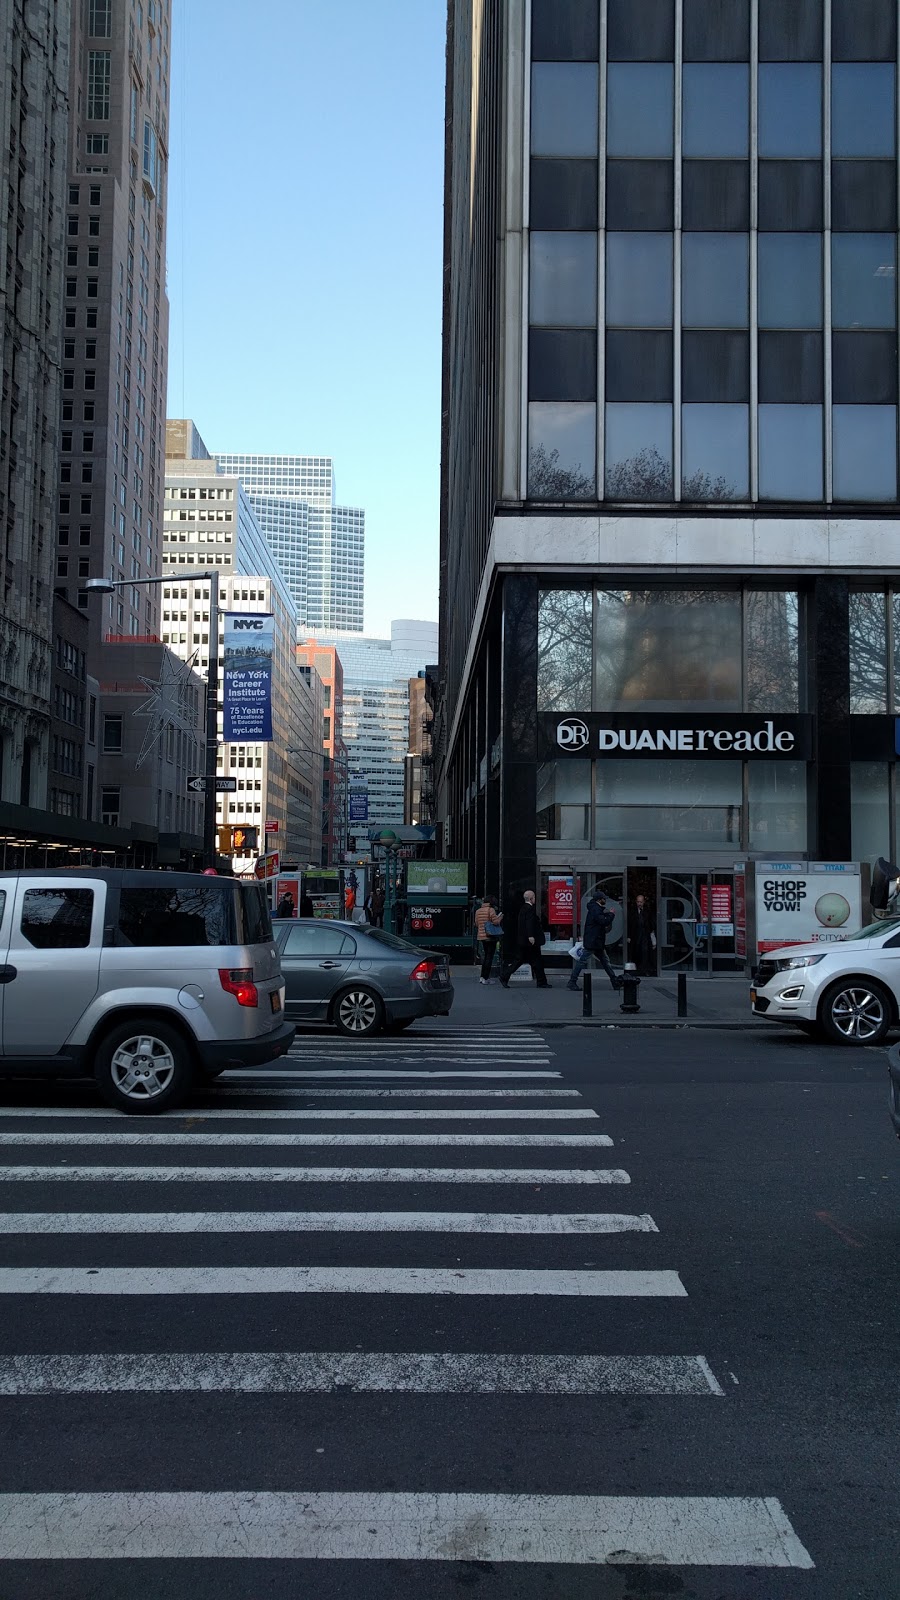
[821,981,892,1046]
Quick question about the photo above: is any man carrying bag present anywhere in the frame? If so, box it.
[567,890,620,993]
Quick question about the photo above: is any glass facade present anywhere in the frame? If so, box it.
[527,0,900,505]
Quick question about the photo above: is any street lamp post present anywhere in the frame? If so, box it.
[84,569,220,868]
[286,743,349,863]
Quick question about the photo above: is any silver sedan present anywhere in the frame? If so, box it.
[272,919,454,1036]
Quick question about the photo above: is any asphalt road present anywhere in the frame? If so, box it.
[0,1022,897,1598]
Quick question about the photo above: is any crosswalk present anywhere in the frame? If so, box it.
[0,1022,814,1583]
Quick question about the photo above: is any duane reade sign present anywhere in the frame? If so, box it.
[542,713,813,761]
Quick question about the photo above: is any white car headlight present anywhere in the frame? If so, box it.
[774,954,826,971]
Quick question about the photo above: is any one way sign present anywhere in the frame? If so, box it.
[187,776,238,793]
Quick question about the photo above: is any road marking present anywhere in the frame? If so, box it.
[214,1087,583,1100]
[255,1070,563,1080]
[0,1351,719,1395]
[0,1094,586,1119]
[0,1491,814,1565]
[0,1210,656,1235]
[0,1165,630,1185]
[0,1266,686,1296]
[0,1132,613,1149]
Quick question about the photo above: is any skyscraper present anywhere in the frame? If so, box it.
[216,453,365,633]
[63,0,172,652]
[1,1,71,808]
[440,0,900,973]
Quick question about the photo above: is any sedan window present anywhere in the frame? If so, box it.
[282,924,355,957]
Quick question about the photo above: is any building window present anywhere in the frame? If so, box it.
[538,589,593,710]
[87,51,111,120]
[849,590,888,711]
[86,133,109,155]
[88,0,112,36]
[101,788,120,826]
[103,714,123,753]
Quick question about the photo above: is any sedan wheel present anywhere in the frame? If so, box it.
[821,981,892,1046]
[94,1018,194,1114]
[334,987,383,1037]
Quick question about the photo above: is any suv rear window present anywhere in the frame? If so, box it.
[239,883,273,946]
[117,884,236,947]
[21,888,93,949]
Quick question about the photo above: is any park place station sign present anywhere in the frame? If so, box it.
[541,713,813,761]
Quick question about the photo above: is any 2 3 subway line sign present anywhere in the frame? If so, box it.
[540,713,813,761]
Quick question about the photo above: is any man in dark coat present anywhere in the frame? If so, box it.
[567,890,620,992]
[499,890,550,988]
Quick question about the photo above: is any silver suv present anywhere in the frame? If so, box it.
[0,869,294,1114]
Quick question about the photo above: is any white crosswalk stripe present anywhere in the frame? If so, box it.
[0,1038,813,1579]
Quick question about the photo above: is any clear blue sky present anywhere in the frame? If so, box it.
[166,0,446,635]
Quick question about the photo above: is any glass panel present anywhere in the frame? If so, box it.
[748,762,808,854]
[607,64,674,157]
[831,235,897,329]
[759,331,824,403]
[683,0,750,62]
[117,886,235,947]
[594,590,742,709]
[532,0,599,61]
[20,889,94,950]
[537,590,593,710]
[606,160,673,229]
[833,0,896,60]
[682,234,749,326]
[849,591,887,711]
[283,923,352,957]
[758,234,823,328]
[540,872,580,953]
[682,404,749,499]
[536,760,591,841]
[832,65,895,157]
[682,65,749,157]
[851,764,890,868]
[758,161,823,231]
[606,233,673,326]
[606,330,673,402]
[528,401,597,498]
[832,161,897,233]
[604,404,673,499]
[529,329,597,399]
[893,593,900,712]
[758,64,822,157]
[682,330,750,401]
[758,405,824,499]
[834,406,898,501]
[596,761,742,848]
[531,64,599,156]
[607,0,675,61]
[530,233,598,326]
[745,592,800,711]
[530,159,599,229]
[682,160,750,228]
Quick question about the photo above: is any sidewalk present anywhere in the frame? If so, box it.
[446,963,756,1029]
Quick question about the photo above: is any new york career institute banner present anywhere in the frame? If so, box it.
[541,712,813,761]
[223,613,274,742]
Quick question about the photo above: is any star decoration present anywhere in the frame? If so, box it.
[133,650,201,768]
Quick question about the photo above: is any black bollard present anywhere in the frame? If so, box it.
[677,970,687,1017]
[620,962,641,1014]
[582,971,593,1018]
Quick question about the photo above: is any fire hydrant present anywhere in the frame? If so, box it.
[620,962,641,1014]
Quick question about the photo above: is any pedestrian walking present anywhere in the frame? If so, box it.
[474,894,503,984]
[567,890,620,993]
[499,890,550,988]
[370,885,385,928]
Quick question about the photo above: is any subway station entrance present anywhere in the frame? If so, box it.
[539,863,747,976]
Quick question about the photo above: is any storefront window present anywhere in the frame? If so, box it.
[537,760,591,840]
[849,590,887,711]
[595,758,742,848]
[594,589,742,710]
[538,590,593,709]
[851,762,891,867]
[745,591,799,711]
[748,761,807,854]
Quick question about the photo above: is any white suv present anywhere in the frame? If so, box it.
[752,919,900,1045]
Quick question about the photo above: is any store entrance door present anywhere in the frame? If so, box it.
[658,869,743,975]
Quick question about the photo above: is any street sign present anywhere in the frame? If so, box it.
[265,819,279,835]
[254,852,280,880]
[188,775,237,793]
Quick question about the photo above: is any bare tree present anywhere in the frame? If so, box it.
[537,589,593,710]
[528,444,594,500]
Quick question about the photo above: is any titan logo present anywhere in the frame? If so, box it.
[556,717,590,750]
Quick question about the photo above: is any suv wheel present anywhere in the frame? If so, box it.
[94,1018,195,1114]
[334,987,384,1037]
[819,979,893,1046]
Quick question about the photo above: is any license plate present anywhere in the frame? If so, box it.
[270,990,282,1014]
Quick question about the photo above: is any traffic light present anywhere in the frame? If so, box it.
[232,826,258,854]
[217,825,233,853]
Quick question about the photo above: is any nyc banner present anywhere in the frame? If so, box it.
[223,613,274,742]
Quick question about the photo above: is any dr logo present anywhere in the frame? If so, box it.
[556,718,590,751]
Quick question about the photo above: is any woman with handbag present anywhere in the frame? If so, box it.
[474,894,504,984]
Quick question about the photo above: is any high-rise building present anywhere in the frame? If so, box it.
[317,621,438,833]
[164,424,325,866]
[1,1,71,809]
[440,0,900,974]
[216,453,365,633]
[297,641,345,864]
[64,0,172,654]
[404,668,436,828]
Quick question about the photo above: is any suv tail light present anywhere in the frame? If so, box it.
[411,960,437,982]
[218,967,259,1007]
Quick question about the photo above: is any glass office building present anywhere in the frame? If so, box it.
[438,0,900,971]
